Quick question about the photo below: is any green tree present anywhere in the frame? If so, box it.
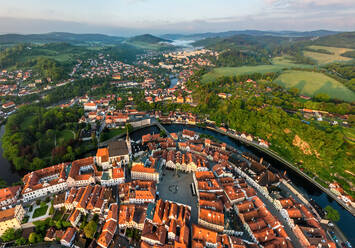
[15,237,27,246]
[28,232,40,244]
[1,228,21,242]
[30,158,46,171]
[125,123,133,133]
[83,220,97,239]
[314,93,330,102]
[324,205,340,222]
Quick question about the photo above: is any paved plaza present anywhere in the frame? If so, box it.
[157,168,199,224]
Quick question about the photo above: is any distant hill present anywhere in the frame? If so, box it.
[309,32,355,49]
[161,30,339,41]
[191,34,305,51]
[125,34,174,51]
[128,34,171,44]
[0,32,124,45]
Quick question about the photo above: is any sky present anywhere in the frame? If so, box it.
[0,0,354,36]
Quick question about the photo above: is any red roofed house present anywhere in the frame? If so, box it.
[0,186,21,207]
[60,227,76,247]
[198,208,224,232]
[67,157,97,187]
[182,129,198,140]
[100,168,125,186]
[96,148,110,169]
[131,163,159,183]
[84,102,97,111]
[22,163,68,202]
[2,101,15,109]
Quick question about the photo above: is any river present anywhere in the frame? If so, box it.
[0,125,21,185]
[169,76,179,88]
[0,123,354,243]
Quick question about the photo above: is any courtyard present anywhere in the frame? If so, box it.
[157,168,199,223]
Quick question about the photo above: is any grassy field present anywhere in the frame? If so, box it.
[57,130,75,145]
[202,56,313,83]
[304,45,354,65]
[275,70,355,102]
[100,128,125,142]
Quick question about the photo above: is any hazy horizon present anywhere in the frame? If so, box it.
[0,0,354,36]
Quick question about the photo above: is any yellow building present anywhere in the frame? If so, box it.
[112,73,121,80]
[0,205,25,236]
[176,96,184,103]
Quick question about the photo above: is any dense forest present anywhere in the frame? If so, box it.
[193,34,318,66]
[2,105,90,171]
[186,71,355,197]
[101,44,143,64]
[212,49,270,67]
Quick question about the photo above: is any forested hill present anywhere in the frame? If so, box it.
[0,32,124,45]
[193,32,355,51]
[162,29,339,41]
[308,32,355,49]
[128,34,171,44]
[192,34,304,51]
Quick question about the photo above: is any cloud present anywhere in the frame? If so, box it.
[264,0,355,8]
[0,0,354,35]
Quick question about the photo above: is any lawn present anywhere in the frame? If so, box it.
[275,70,355,102]
[32,205,49,219]
[201,56,313,83]
[271,56,314,68]
[303,45,354,65]
[57,129,75,145]
[100,128,125,142]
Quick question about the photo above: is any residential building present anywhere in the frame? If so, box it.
[198,208,224,232]
[131,163,159,183]
[0,205,25,236]
[100,168,125,186]
[97,203,118,248]
[22,163,68,202]
[67,157,97,187]
[61,227,76,247]
[96,148,110,169]
[83,102,97,111]
[0,186,21,207]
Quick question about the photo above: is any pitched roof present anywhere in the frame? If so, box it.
[0,186,21,202]
[0,207,16,222]
[108,140,129,157]
[61,227,76,244]
[199,208,224,226]
[192,224,217,244]
[97,230,113,248]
